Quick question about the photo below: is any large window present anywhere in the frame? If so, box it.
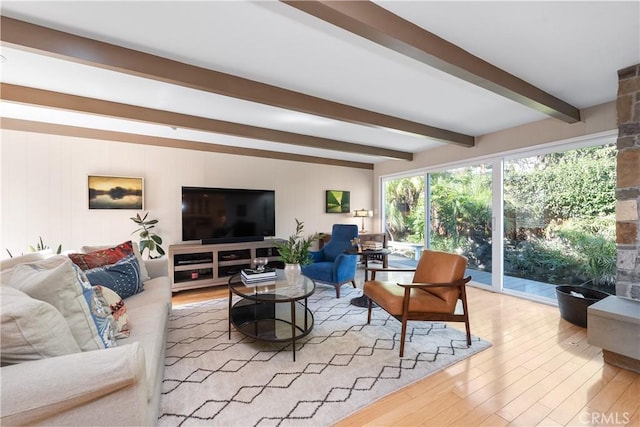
[380,137,617,302]
[503,144,616,296]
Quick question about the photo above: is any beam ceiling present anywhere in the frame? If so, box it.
[0,16,474,150]
[0,83,413,161]
[0,117,374,169]
[284,0,581,124]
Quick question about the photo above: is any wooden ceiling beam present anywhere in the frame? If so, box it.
[0,16,473,147]
[0,118,374,169]
[284,0,581,124]
[1,83,412,160]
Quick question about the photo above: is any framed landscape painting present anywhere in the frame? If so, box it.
[325,190,350,213]
[88,175,144,210]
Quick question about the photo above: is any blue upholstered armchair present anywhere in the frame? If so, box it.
[301,224,359,298]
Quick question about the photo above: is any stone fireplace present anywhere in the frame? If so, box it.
[586,64,640,375]
[616,63,640,299]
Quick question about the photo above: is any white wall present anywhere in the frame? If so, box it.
[0,130,373,258]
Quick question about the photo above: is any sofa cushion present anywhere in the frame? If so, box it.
[126,276,171,310]
[82,242,150,282]
[1,286,81,365]
[118,300,169,400]
[94,286,130,339]
[85,254,143,299]
[8,256,117,351]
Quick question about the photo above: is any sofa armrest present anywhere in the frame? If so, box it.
[1,343,148,426]
[145,258,168,279]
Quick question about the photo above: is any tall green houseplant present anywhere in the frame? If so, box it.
[275,219,317,266]
[131,212,165,259]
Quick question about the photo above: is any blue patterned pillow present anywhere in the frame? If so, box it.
[85,254,143,299]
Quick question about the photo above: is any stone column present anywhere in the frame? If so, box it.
[616,64,640,299]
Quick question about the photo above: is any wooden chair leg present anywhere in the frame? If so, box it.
[399,318,407,357]
[460,286,472,345]
[465,316,471,346]
[336,284,340,298]
[367,298,372,324]
[399,288,411,357]
[351,280,356,289]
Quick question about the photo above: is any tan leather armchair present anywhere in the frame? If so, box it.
[363,249,472,357]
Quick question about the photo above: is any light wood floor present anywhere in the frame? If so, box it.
[171,282,639,427]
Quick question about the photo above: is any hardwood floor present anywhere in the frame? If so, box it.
[171,279,639,426]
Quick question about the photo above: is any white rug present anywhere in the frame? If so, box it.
[158,286,491,426]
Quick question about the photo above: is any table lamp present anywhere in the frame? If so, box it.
[353,208,372,233]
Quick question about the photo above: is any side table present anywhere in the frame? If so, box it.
[345,248,391,307]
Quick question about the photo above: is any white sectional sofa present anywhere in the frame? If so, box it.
[0,249,172,426]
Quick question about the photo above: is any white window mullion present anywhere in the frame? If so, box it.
[491,158,504,291]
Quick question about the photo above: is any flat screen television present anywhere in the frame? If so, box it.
[181,187,275,244]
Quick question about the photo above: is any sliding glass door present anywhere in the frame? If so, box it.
[382,175,426,266]
[379,135,617,302]
[429,164,493,286]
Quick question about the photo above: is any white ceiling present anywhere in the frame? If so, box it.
[1,1,639,165]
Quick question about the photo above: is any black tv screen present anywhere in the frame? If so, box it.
[182,187,275,243]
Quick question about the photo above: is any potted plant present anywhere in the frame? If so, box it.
[275,219,317,282]
[130,212,165,259]
[6,236,62,258]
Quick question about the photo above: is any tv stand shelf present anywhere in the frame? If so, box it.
[169,240,283,292]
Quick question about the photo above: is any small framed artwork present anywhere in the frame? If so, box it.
[88,175,144,210]
[325,190,350,213]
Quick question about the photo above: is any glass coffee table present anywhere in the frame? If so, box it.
[228,270,315,361]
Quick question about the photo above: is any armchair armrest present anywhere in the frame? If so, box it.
[366,267,417,280]
[1,343,148,426]
[332,253,358,282]
[397,276,472,288]
[309,249,325,263]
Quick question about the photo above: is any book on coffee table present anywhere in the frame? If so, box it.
[241,267,276,282]
[241,277,276,286]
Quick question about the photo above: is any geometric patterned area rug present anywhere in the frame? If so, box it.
[158,286,491,426]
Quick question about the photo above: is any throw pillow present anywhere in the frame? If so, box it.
[8,255,117,351]
[132,241,151,281]
[94,285,130,338]
[0,250,53,285]
[81,241,150,282]
[69,241,134,271]
[85,253,143,299]
[1,286,81,365]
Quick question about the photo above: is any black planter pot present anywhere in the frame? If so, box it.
[555,285,610,328]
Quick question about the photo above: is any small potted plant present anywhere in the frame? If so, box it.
[130,212,165,259]
[275,218,317,282]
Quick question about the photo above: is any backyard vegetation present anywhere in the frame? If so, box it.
[384,144,616,292]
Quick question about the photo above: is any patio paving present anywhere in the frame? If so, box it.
[385,253,559,302]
